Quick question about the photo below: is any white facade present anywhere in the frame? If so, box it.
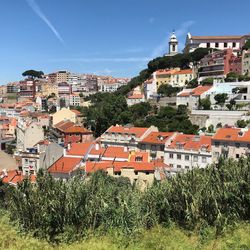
[164,147,212,172]
[184,33,242,53]
[69,95,80,106]
[16,121,44,151]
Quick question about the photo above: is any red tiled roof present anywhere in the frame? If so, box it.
[106,125,149,137]
[141,132,174,145]
[54,120,75,131]
[213,128,250,142]
[67,142,93,156]
[128,94,144,99]
[129,151,149,162]
[71,109,81,116]
[85,161,156,173]
[1,170,36,186]
[48,157,81,174]
[172,69,193,75]
[178,85,211,97]
[89,145,130,159]
[168,134,212,152]
[64,125,92,134]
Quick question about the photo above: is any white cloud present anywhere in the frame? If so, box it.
[151,20,195,58]
[26,0,65,45]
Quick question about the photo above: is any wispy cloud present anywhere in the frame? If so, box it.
[48,57,151,63]
[149,17,155,24]
[151,20,195,58]
[26,0,65,45]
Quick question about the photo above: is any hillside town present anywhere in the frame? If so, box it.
[1,31,250,191]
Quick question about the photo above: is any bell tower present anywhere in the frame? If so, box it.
[169,31,178,55]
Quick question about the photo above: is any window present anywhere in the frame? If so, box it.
[207,42,210,48]
[177,165,182,169]
[160,145,165,151]
[141,144,146,150]
[177,154,181,160]
[169,153,174,159]
[169,164,173,168]
[134,171,138,175]
[185,166,189,169]
[193,156,198,162]
[247,144,250,149]
[172,45,176,52]
[151,145,156,151]
[185,155,189,161]
[25,159,28,164]
[146,172,149,175]
[215,142,220,147]
[202,157,207,163]
[235,143,240,148]
[236,154,240,159]
[233,42,236,47]
[215,42,219,48]
[224,42,228,48]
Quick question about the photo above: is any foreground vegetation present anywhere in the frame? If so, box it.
[0,157,249,248]
[0,213,249,249]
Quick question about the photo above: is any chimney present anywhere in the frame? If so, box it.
[124,146,128,152]
[95,143,99,151]
[63,148,67,156]
[68,143,71,150]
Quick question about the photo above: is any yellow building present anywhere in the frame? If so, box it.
[155,68,194,88]
[52,108,78,125]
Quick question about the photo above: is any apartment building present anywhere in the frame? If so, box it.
[16,120,44,151]
[164,133,212,172]
[198,48,241,80]
[100,124,158,149]
[139,131,175,159]
[211,127,250,162]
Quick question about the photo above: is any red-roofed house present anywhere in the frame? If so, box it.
[85,160,168,190]
[1,169,36,187]
[177,85,212,110]
[139,131,176,159]
[164,133,212,173]
[52,120,93,146]
[48,156,82,179]
[212,127,250,161]
[100,124,158,149]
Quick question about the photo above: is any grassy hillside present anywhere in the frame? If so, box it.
[0,213,249,250]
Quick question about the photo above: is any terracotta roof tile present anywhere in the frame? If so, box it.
[48,157,81,174]
[213,128,250,142]
[141,132,174,145]
[168,134,212,152]
[67,142,93,156]
[106,125,149,137]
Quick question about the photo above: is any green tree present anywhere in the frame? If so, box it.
[199,97,211,110]
[201,78,214,85]
[236,120,247,128]
[242,39,250,51]
[214,93,228,108]
[22,70,44,79]
[157,84,181,97]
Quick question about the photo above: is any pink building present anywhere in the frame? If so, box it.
[198,48,242,79]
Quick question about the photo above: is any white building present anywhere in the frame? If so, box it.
[184,33,250,54]
[16,120,44,151]
[69,94,80,106]
[165,31,178,56]
[164,133,212,173]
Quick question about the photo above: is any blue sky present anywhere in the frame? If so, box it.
[0,0,249,83]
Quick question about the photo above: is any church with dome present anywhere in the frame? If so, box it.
[165,31,179,56]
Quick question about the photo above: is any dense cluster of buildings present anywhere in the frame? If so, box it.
[1,31,250,189]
